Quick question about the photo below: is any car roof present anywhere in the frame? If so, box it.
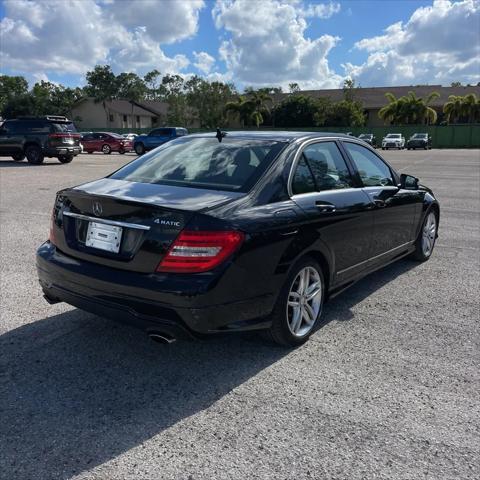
[186,130,354,142]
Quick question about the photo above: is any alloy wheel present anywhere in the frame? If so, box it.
[286,266,322,337]
[422,212,437,256]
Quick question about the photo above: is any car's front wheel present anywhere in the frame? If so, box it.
[25,145,44,164]
[12,154,25,161]
[134,143,145,155]
[58,155,73,163]
[265,257,325,346]
[412,210,438,262]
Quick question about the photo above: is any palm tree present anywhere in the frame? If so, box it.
[401,91,440,124]
[378,93,405,124]
[246,89,273,128]
[462,93,479,123]
[225,95,253,127]
[443,95,464,123]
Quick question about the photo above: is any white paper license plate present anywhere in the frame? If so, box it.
[86,222,122,253]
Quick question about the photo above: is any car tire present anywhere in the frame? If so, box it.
[12,154,25,161]
[134,143,145,155]
[411,210,438,262]
[102,144,112,154]
[25,145,44,164]
[87,151,93,154]
[119,148,125,154]
[58,155,73,163]
[264,256,325,347]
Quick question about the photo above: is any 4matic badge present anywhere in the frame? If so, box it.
[154,218,181,227]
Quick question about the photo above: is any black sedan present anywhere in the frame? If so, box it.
[407,133,432,150]
[358,133,377,147]
[37,132,440,347]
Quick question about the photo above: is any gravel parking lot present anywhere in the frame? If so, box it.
[1,149,479,480]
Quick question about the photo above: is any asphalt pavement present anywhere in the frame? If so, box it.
[0,149,479,480]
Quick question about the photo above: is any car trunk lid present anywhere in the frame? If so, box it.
[51,178,243,273]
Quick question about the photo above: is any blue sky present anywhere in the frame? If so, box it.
[1,0,479,90]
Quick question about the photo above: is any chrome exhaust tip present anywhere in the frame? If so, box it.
[148,332,176,344]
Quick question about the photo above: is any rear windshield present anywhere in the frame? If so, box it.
[413,133,427,138]
[110,136,286,192]
[52,122,77,133]
[107,132,124,138]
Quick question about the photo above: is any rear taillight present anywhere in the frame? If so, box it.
[156,230,245,273]
[48,133,80,139]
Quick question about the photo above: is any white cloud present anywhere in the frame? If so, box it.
[193,51,216,75]
[346,0,480,86]
[212,0,343,89]
[0,0,202,81]
[105,0,205,44]
[303,2,341,19]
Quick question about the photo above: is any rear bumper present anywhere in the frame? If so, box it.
[45,146,81,157]
[36,242,273,337]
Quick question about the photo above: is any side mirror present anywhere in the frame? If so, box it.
[400,173,419,190]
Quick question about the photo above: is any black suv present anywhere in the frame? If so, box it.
[0,116,81,164]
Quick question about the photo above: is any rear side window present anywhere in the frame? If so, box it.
[51,122,77,133]
[292,141,353,194]
[343,142,395,187]
[110,137,286,192]
[292,157,316,194]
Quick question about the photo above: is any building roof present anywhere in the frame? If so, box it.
[75,98,168,117]
[275,85,480,109]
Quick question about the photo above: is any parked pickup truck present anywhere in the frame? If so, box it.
[133,127,188,155]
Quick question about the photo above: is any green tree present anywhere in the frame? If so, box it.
[244,88,273,128]
[378,93,405,124]
[0,75,29,113]
[2,94,37,118]
[160,74,189,124]
[116,72,147,102]
[225,95,254,127]
[185,76,237,128]
[443,94,464,123]
[144,69,162,100]
[400,91,440,124]
[288,83,300,94]
[462,93,479,123]
[273,95,324,127]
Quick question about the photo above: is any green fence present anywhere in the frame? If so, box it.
[85,124,480,148]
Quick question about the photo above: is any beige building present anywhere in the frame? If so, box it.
[71,98,168,130]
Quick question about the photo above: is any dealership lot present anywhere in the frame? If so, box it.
[0,149,479,479]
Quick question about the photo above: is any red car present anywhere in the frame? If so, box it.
[81,132,132,154]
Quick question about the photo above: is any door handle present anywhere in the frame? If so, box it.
[315,203,336,213]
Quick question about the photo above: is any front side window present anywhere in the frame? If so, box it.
[292,141,353,194]
[343,142,395,187]
[111,137,286,192]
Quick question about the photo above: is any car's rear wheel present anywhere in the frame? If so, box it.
[119,148,125,154]
[58,155,73,163]
[412,210,438,262]
[102,144,112,154]
[264,257,325,347]
[12,154,25,161]
[25,145,44,164]
[134,143,145,155]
